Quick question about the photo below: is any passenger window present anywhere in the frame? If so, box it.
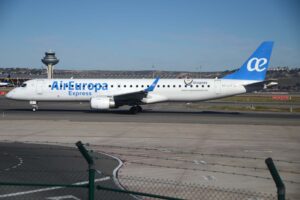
[202,85,204,88]
[163,85,165,88]
[147,85,149,88]
[141,85,144,88]
[190,85,193,88]
[48,85,51,88]
[124,85,126,88]
[21,83,27,88]
[130,85,133,88]
[111,85,114,88]
[196,85,199,88]
[157,85,160,88]
[167,85,170,88]
[179,85,181,88]
[118,85,120,88]
[173,85,176,88]
[136,85,139,88]
[208,85,210,88]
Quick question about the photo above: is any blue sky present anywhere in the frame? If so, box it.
[0,0,299,71]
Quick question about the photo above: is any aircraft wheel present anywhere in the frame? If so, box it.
[136,105,143,112]
[32,106,38,112]
[129,106,138,114]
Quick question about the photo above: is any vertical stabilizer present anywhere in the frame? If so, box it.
[222,41,274,81]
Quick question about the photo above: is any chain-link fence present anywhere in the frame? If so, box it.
[106,175,276,200]
[0,141,285,200]
[0,174,278,200]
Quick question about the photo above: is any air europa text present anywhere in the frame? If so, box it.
[51,81,108,92]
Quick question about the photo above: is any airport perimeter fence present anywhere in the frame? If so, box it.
[0,141,284,200]
[98,175,278,200]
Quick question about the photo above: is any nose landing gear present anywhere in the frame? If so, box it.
[29,101,38,112]
[32,106,38,112]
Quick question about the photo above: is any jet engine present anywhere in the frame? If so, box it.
[90,97,115,109]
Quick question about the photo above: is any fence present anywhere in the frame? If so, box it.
[100,175,276,200]
[0,141,285,199]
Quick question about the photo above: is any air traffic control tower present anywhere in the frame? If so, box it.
[41,51,59,79]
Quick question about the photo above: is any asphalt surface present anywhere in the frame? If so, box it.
[0,97,300,126]
[1,97,300,199]
[0,142,132,200]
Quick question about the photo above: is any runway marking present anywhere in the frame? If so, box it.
[194,160,207,165]
[1,153,23,172]
[244,150,273,153]
[203,175,216,181]
[0,177,110,198]
[157,148,171,153]
[98,151,132,198]
[46,195,81,200]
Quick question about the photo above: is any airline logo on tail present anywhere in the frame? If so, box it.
[247,57,268,72]
[222,41,274,81]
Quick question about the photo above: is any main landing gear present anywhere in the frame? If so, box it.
[129,105,143,114]
[29,101,38,112]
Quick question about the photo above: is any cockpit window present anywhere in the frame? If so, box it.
[21,83,27,88]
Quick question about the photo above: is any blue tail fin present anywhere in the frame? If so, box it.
[222,41,274,81]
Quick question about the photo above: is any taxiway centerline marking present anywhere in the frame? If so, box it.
[0,177,110,198]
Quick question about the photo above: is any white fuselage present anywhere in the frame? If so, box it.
[6,78,256,103]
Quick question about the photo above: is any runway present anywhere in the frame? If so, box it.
[1,97,300,126]
[0,142,132,200]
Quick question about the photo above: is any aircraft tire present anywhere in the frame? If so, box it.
[129,106,138,114]
[136,105,143,112]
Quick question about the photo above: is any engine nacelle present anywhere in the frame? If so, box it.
[90,97,115,110]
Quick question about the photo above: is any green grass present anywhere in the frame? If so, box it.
[189,105,300,113]
[0,88,12,92]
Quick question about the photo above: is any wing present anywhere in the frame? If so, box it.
[113,90,147,106]
[113,78,159,106]
[244,79,278,92]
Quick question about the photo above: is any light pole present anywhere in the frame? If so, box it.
[152,64,155,78]
[197,65,202,78]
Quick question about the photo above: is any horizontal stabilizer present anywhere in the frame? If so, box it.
[244,79,278,92]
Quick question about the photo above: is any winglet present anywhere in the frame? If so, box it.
[145,77,160,92]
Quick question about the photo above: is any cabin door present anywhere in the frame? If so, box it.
[36,80,44,95]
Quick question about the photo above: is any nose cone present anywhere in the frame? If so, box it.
[5,90,15,99]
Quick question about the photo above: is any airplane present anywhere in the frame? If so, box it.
[6,41,276,114]
[0,75,13,87]
[0,82,9,87]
